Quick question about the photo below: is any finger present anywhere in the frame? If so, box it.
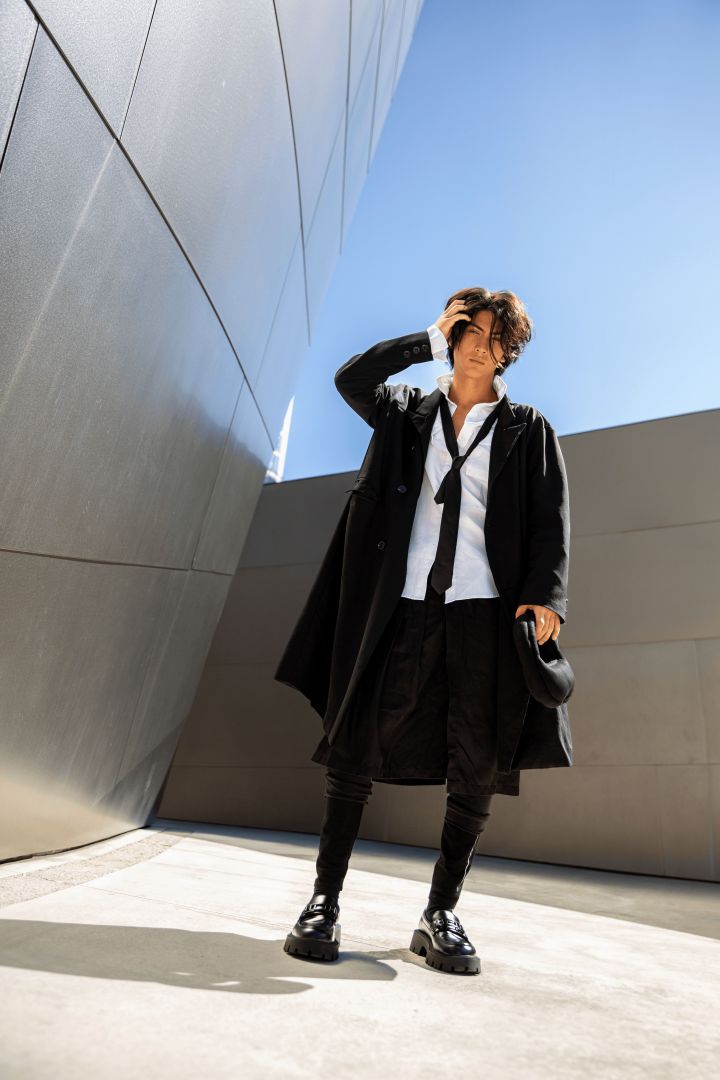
[539,614,558,645]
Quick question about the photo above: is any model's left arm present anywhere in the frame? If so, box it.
[517,413,570,625]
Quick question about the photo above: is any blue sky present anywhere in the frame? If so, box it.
[281,0,720,482]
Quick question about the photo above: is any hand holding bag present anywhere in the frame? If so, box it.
[513,609,575,708]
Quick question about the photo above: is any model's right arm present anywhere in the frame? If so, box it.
[334,325,447,429]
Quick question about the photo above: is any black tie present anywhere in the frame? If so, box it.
[429,393,506,595]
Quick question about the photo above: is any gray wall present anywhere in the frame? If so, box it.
[0,0,424,861]
[160,407,720,882]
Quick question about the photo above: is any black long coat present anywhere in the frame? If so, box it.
[274,328,573,775]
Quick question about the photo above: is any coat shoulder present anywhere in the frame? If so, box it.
[509,401,556,432]
[389,382,426,412]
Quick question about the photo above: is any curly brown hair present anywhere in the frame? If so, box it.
[443,286,533,374]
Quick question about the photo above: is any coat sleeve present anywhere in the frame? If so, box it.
[517,413,571,624]
[334,329,435,428]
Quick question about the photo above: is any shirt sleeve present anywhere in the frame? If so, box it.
[426,323,450,361]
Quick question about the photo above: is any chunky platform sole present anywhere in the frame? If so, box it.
[409,927,481,975]
[283,923,341,962]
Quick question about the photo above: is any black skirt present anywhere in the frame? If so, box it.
[312,568,521,797]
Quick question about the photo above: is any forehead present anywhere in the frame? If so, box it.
[468,310,497,330]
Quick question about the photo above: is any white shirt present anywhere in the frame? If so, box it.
[400,323,509,603]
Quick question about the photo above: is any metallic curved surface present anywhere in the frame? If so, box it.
[0,0,425,860]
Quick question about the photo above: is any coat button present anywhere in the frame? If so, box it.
[403,349,410,358]
[397,484,407,493]
[412,345,420,354]
[422,343,429,351]
[377,540,386,549]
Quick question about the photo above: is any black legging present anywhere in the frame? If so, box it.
[325,767,493,833]
[314,767,493,909]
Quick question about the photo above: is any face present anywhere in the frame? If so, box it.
[452,309,504,373]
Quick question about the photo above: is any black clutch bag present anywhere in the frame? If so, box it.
[512,609,575,708]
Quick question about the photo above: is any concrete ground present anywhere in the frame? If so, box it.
[1,818,719,1079]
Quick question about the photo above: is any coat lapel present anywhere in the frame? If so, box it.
[407,390,527,501]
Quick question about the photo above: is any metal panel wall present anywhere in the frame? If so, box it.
[0,0,425,860]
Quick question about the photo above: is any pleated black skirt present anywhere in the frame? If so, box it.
[311,568,521,798]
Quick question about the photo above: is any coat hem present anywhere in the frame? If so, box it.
[311,736,521,796]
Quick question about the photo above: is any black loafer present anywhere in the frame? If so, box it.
[409,907,481,975]
[283,893,341,961]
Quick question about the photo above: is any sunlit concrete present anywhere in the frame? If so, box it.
[1,820,718,1077]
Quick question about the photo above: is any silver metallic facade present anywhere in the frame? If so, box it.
[0,0,425,860]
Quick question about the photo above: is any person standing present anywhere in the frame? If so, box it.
[276,287,571,974]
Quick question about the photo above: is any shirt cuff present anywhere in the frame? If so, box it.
[426,323,450,361]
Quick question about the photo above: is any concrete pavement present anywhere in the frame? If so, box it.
[1,818,719,1078]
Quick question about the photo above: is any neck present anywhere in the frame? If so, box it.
[448,367,500,408]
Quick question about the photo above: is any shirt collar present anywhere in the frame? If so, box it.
[435,370,508,420]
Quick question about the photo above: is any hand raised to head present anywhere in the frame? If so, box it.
[435,298,471,341]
